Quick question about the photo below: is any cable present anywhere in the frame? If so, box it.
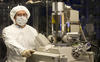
[80,24,88,42]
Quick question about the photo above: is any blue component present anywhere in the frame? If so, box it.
[60,15,62,31]
[66,22,70,27]
[87,43,91,46]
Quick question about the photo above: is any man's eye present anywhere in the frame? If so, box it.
[17,14,22,16]
[23,14,27,16]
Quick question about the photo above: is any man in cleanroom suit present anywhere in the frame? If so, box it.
[2,5,38,62]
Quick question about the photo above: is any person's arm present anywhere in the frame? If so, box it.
[2,28,26,56]
[2,28,35,57]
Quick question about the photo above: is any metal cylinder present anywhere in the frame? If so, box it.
[52,2,64,13]
[51,2,65,42]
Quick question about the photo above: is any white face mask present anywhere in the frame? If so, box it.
[16,16,28,26]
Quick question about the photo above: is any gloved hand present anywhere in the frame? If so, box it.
[21,50,35,57]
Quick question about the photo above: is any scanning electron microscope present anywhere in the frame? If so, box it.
[27,1,94,62]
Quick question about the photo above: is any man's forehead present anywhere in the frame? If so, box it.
[16,10,27,14]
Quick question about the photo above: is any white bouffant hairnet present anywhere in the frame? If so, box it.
[10,5,30,24]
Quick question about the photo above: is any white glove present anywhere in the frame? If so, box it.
[21,50,35,57]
